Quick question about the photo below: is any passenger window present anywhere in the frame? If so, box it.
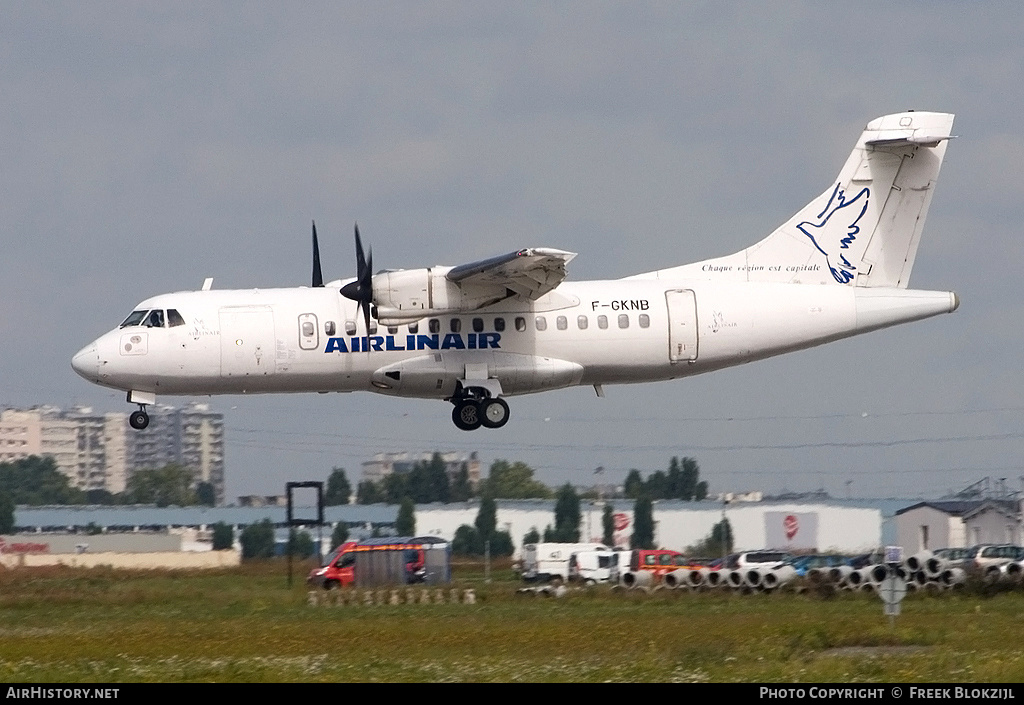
[387,326,398,335]
[639,314,650,328]
[167,309,186,327]
[535,316,547,331]
[556,316,567,330]
[494,318,505,332]
[144,310,165,328]
[644,555,656,566]
[659,555,672,565]
[429,319,440,334]
[450,318,461,333]
[368,321,378,335]
[577,315,588,330]
[345,320,357,335]
[302,321,315,337]
[325,321,336,336]
[408,322,418,334]
[597,315,608,329]
[515,317,526,332]
[618,314,629,329]
[472,318,484,333]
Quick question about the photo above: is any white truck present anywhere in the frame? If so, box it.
[568,549,624,584]
[521,542,610,583]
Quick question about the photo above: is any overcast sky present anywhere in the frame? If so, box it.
[3,2,1023,501]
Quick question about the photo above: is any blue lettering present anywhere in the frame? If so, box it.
[325,332,502,353]
[417,334,439,350]
[478,333,501,349]
[441,333,466,350]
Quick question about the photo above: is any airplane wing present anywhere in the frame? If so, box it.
[446,248,577,299]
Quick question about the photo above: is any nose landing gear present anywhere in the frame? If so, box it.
[129,406,150,430]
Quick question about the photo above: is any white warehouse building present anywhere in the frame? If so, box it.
[412,500,881,556]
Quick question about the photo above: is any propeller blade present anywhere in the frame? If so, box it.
[339,222,376,342]
[311,221,324,288]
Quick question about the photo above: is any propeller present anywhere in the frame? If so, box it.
[311,221,324,288]
[339,223,374,336]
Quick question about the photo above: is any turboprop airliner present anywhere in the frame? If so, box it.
[72,111,959,431]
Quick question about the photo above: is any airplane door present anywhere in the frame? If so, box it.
[665,289,698,363]
[219,307,276,377]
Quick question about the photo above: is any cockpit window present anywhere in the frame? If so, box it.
[144,310,165,328]
[120,310,149,328]
[167,309,186,327]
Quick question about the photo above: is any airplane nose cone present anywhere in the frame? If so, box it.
[71,343,99,382]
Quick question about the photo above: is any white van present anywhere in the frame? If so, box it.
[568,549,621,584]
[522,542,609,583]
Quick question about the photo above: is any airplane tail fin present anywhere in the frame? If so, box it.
[638,111,955,287]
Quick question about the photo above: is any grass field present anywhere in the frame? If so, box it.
[2,560,1024,682]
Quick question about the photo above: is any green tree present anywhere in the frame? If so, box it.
[126,464,196,507]
[381,473,409,504]
[325,468,352,505]
[489,530,515,557]
[623,469,644,499]
[452,524,481,555]
[0,491,14,534]
[419,453,451,503]
[196,481,216,506]
[522,526,540,546]
[687,518,732,557]
[212,522,234,550]
[679,457,700,501]
[550,484,581,542]
[240,519,275,560]
[396,496,416,535]
[694,480,709,501]
[630,496,655,549]
[330,522,350,550]
[287,529,315,558]
[486,460,551,499]
[474,495,497,543]
[601,504,614,546]
[645,470,669,500]
[356,480,383,504]
[450,462,473,502]
[667,457,682,498]
[0,456,83,505]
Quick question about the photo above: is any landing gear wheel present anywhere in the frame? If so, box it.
[481,398,510,429]
[129,409,150,430]
[452,400,483,431]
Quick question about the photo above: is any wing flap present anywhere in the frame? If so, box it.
[447,247,576,299]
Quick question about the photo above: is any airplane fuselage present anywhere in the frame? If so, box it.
[72,277,957,400]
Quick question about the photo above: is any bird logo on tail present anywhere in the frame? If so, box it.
[796,183,870,284]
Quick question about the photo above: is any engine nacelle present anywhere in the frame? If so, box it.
[372,267,508,325]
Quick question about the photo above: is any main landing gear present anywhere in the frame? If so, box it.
[450,389,510,431]
[128,405,150,430]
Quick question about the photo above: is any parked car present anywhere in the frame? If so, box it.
[931,547,972,570]
[734,550,793,569]
[966,544,1024,572]
[787,554,848,577]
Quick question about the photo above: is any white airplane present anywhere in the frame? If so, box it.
[72,111,959,432]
